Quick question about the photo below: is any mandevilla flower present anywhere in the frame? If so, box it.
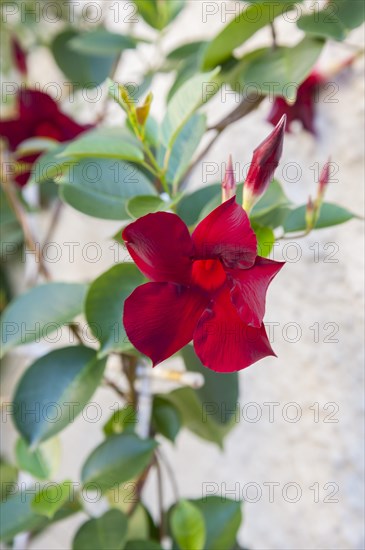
[267,55,359,134]
[242,115,286,213]
[0,89,91,186]
[122,198,284,373]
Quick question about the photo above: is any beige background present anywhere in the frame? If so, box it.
[1,1,364,549]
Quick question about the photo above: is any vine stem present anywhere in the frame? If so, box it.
[0,171,51,281]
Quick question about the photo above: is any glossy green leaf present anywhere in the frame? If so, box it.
[0,282,88,357]
[103,404,138,436]
[59,128,144,162]
[15,437,60,479]
[13,346,106,446]
[251,223,275,257]
[81,433,157,493]
[59,158,156,220]
[69,29,136,55]
[51,29,115,89]
[243,37,324,102]
[134,0,184,30]
[31,481,72,519]
[126,195,165,218]
[0,492,46,542]
[192,497,242,550]
[283,202,357,232]
[166,113,206,188]
[27,143,73,185]
[161,69,219,148]
[297,0,365,40]
[161,385,235,448]
[85,263,145,355]
[176,184,220,226]
[166,43,208,101]
[152,396,182,442]
[202,2,295,70]
[72,509,128,550]
[171,500,206,550]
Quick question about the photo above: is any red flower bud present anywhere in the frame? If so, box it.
[317,158,331,201]
[243,115,286,213]
[221,155,236,203]
[11,36,27,77]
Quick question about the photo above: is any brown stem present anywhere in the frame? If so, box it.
[122,354,138,407]
[270,22,278,50]
[0,175,51,281]
[127,461,154,517]
[155,448,179,501]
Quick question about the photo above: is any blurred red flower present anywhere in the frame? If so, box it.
[123,198,284,372]
[267,71,323,135]
[0,89,91,186]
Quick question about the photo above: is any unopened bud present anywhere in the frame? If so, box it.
[243,115,286,213]
[221,155,236,203]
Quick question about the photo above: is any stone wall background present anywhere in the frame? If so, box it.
[1,2,364,549]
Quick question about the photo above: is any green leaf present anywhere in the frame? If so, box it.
[126,195,165,218]
[166,43,208,101]
[103,404,138,436]
[13,346,106,446]
[85,263,145,355]
[161,386,235,448]
[69,29,136,56]
[134,0,184,30]
[0,490,81,542]
[81,433,157,493]
[192,497,242,550]
[15,437,60,479]
[72,509,128,550]
[0,460,17,500]
[152,396,182,442]
[31,480,72,519]
[166,113,206,188]
[176,184,220,226]
[251,223,275,257]
[181,344,239,436]
[161,69,219,148]
[0,282,88,357]
[125,542,162,550]
[243,36,324,102]
[283,202,357,232]
[0,492,46,542]
[297,0,365,40]
[59,128,144,162]
[202,2,295,70]
[51,29,116,89]
[27,143,73,185]
[59,158,156,220]
[171,500,206,550]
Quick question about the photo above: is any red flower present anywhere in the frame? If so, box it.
[0,89,91,186]
[267,71,324,135]
[123,198,284,372]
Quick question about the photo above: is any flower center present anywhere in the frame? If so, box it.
[191,259,226,292]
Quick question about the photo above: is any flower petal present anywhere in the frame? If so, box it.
[0,119,31,151]
[227,257,285,328]
[193,287,275,372]
[123,212,193,284]
[123,282,208,366]
[192,197,257,269]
